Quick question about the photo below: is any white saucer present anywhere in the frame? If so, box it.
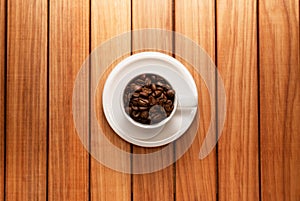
[102,52,198,147]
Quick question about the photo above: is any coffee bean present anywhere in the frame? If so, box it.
[154,90,162,97]
[132,98,139,106]
[135,79,144,85]
[149,96,156,105]
[164,84,171,90]
[164,104,173,112]
[132,93,139,98]
[143,88,152,94]
[140,111,149,119]
[156,87,164,91]
[139,106,148,111]
[132,111,140,118]
[138,98,149,106]
[167,89,175,98]
[139,92,148,97]
[156,81,164,87]
[158,99,164,106]
[133,85,142,92]
[123,73,176,125]
[132,106,139,111]
[151,83,156,91]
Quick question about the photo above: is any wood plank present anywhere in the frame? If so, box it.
[90,0,131,200]
[217,0,259,200]
[132,0,174,200]
[6,0,47,200]
[259,0,300,200]
[49,0,89,200]
[175,0,216,200]
[0,0,5,200]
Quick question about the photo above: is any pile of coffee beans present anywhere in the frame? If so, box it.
[123,73,176,125]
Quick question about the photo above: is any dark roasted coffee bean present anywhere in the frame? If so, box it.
[140,119,149,124]
[132,106,139,111]
[139,107,148,111]
[132,92,139,98]
[162,94,167,102]
[156,81,164,87]
[149,96,156,105]
[164,105,172,112]
[135,79,144,85]
[133,85,142,92]
[132,111,140,118]
[144,88,152,94]
[131,98,139,106]
[139,91,148,97]
[156,87,164,91]
[151,83,156,91]
[140,111,149,119]
[164,84,171,90]
[158,93,164,100]
[138,98,149,106]
[167,89,175,97]
[154,90,162,97]
[157,94,164,103]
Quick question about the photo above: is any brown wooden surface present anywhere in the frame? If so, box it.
[1,0,299,200]
[5,0,48,200]
[259,0,300,200]
[217,0,259,200]
[90,0,131,200]
[175,0,217,200]
[48,0,89,200]
[0,0,5,200]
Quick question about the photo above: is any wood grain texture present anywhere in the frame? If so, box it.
[217,0,259,200]
[259,0,300,200]
[0,0,5,200]
[90,0,131,200]
[49,0,89,200]
[175,0,216,200]
[6,0,47,200]
[132,0,174,200]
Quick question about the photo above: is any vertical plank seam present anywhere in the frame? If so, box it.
[214,1,219,201]
[3,0,8,199]
[281,1,290,199]
[88,0,92,201]
[256,0,262,200]
[172,0,176,201]
[46,0,50,200]
[130,1,133,201]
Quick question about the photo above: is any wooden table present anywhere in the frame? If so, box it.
[0,0,299,200]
